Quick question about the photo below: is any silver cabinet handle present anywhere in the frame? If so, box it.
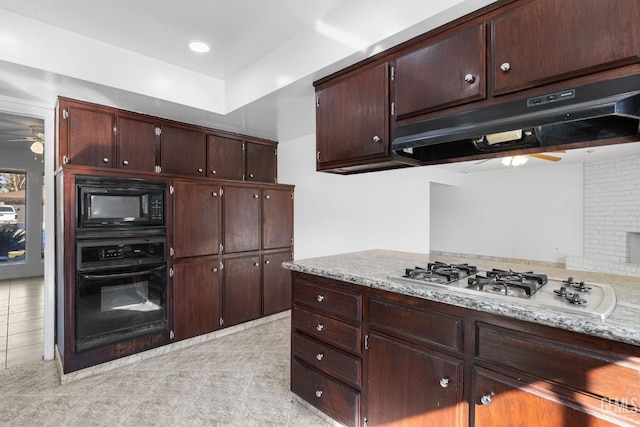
[264,260,270,265]
[197,168,203,173]
[316,353,324,361]
[315,390,323,398]
[253,262,259,267]
[249,173,254,178]
[253,194,259,199]
[211,267,218,273]
[212,192,218,197]
[372,135,381,143]
[265,195,271,199]
[464,73,475,83]
[440,378,449,388]
[480,394,492,405]
[500,62,511,72]
[317,295,324,302]
[211,170,217,174]
[103,157,110,163]
[122,160,129,165]
[316,324,324,331]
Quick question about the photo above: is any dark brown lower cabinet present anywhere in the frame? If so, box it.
[223,255,262,327]
[366,332,465,426]
[262,251,293,316]
[173,259,221,341]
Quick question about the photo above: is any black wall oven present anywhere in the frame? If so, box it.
[75,237,167,352]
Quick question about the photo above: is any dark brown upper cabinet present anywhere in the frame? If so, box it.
[315,63,390,169]
[207,134,244,181]
[160,125,207,177]
[222,184,261,254]
[393,23,486,119]
[246,141,277,183]
[262,186,293,250]
[58,99,115,168]
[116,116,159,172]
[491,0,640,95]
[173,181,221,259]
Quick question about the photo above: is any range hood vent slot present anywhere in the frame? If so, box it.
[392,73,640,163]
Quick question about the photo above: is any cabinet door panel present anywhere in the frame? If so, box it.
[246,142,276,183]
[161,126,206,177]
[316,63,388,166]
[63,105,115,167]
[366,332,465,426]
[492,0,640,94]
[223,255,262,327]
[207,135,244,180]
[395,24,486,118]
[263,251,293,316]
[174,182,220,258]
[223,186,260,253]
[116,117,157,172]
[173,260,221,341]
[262,187,293,250]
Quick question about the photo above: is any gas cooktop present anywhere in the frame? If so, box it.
[389,262,616,321]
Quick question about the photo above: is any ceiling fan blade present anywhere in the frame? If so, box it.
[529,153,562,162]
[474,158,491,165]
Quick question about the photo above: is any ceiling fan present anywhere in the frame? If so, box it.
[6,125,45,154]
[475,150,565,166]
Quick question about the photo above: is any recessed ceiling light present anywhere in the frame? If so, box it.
[189,41,210,53]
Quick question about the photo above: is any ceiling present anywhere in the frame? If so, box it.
[0,0,638,171]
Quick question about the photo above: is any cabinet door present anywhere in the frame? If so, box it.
[223,255,262,327]
[116,116,158,172]
[59,102,115,168]
[492,0,640,95]
[263,251,293,316]
[246,142,276,183]
[207,134,244,180]
[394,24,486,118]
[173,182,220,258]
[472,367,627,427]
[366,332,465,426]
[160,125,207,177]
[223,185,260,253]
[316,63,389,167]
[173,260,221,341]
[262,187,293,250]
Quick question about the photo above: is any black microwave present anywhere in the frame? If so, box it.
[76,176,165,235]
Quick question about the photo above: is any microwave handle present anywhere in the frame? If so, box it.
[79,265,165,280]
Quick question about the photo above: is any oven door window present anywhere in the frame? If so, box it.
[76,263,167,352]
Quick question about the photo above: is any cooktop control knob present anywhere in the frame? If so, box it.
[554,286,569,297]
[567,292,587,305]
[574,281,592,292]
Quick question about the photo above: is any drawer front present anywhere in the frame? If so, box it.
[369,297,463,353]
[292,359,360,427]
[293,332,362,387]
[476,323,640,405]
[293,307,362,354]
[294,279,362,321]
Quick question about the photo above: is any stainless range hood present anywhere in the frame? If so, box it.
[392,73,640,163]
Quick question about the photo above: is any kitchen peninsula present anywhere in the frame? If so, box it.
[285,250,640,426]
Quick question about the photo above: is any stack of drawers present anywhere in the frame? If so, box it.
[291,276,363,427]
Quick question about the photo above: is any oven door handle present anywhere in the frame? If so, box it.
[79,265,165,280]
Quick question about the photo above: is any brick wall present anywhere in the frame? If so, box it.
[583,153,640,264]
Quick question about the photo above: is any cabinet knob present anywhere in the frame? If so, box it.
[316,353,324,361]
[211,170,217,174]
[249,173,254,178]
[464,73,475,84]
[122,160,129,165]
[211,267,218,273]
[103,157,110,163]
[197,168,203,173]
[316,323,324,332]
[265,195,271,199]
[212,192,218,197]
[372,135,381,143]
[480,393,493,405]
[264,260,270,265]
[317,295,324,302]
[253,194,259,199]
[253,262,259,267]
[439,378,449,388]
[315,390,323,398]
[500,62,511,72]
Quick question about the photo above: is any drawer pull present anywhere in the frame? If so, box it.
[315,390,324,398]
[317,295,324,302]
[316,323,324,332]
[480,393,493,405]
[316,353,324,361]
[439,378,449,388]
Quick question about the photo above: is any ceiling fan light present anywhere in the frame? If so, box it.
[189,41,210,53]
[501,155,528,167]
[30,140,44,154]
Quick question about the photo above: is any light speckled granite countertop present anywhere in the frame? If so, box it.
[283,250,640,346]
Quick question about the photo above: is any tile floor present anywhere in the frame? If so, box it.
[0,316,337,426]
[0,276,44,370]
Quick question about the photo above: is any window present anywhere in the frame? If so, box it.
[0,171,27,264]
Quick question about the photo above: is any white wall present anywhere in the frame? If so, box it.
[429,163,584,263]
